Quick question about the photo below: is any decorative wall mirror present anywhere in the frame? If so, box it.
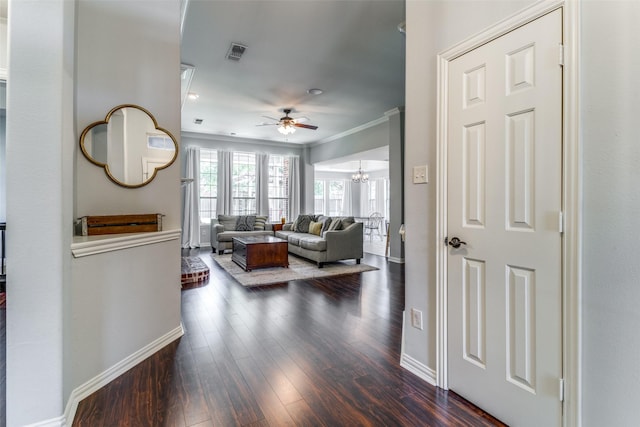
[79,104,178,188]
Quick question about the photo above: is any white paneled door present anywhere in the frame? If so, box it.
[446,9,562,427]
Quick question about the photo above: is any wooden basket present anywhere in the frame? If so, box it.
[75,214,163,236]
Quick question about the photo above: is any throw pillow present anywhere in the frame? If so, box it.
[292,214,313,233]
[340,216,356,228]
[236,215,256,231]
[327,218,342,232]
[316,215,332,236]
[308,221,322,236]
[253,215,268,231]
[218,214,239,231]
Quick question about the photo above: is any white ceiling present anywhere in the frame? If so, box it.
[180,0,406,145]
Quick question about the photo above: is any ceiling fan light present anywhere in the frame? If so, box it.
[278,124,295,135]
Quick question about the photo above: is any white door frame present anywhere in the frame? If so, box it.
[434,1,581,426]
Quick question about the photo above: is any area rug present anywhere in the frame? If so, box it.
[181,256,210,290]
[211,253,378,287]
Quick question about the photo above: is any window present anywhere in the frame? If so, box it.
[314,179,345,216]
[328,180,344,216]
[314,180,325,214]
[199,149,217,223]
[232,152,256,215]
[368,180,377,214]
[147,133,174,150]
[268,155,289,222]
[364,178,390,220]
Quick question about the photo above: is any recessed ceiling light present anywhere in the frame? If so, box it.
[307,88,323,95]
[187,92,199,100]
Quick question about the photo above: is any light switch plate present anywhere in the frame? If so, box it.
[413,165,428,184]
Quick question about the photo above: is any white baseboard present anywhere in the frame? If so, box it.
[24,416,65,427]
[400,352,437,387]
[62,323,184,426]
[387,256,405,264]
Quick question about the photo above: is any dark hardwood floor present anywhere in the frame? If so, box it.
[73,250,505,426]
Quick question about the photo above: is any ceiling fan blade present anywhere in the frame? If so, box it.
[295,123,318,130]
[294,116,310,123]
[261,115,280,122]
[256,123,278,126]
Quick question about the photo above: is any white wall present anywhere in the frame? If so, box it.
[403,0,534,383]
[0,83,5,222]
[7,1,182,425]
[6,1,75,425]
[75,1,181,229]
[71,0,182,401]
[581,1,640,425]
[406,1,640,424]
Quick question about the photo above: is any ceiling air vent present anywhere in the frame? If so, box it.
[226,43,247,61]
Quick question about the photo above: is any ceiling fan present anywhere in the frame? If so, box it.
[257,108,318,135]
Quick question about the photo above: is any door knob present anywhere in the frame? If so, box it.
[445,237,467,248]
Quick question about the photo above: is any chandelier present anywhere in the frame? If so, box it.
[352,161,369,183]
[277,121,296,135]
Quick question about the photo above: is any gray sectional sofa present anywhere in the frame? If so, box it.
[210,214,363,268]
[275,214,363,267]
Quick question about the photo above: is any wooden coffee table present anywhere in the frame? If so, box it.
[232,235,289,272]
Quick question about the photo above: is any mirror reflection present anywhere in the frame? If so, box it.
[80,105,178,188]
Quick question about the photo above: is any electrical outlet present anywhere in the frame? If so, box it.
[410,308,423,330]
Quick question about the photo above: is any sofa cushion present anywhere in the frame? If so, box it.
[218,214,239,231]
[217,230,271,242]
[292,214,313,233]
[253,215,268,231]
[236,215,256,231]
[299,235,327,251]
[288,234,302,246]
[308,221,323,236]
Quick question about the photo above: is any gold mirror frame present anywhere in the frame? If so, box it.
[79,104,179,188]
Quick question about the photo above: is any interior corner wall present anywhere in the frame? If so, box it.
[6,1,75,425]
[69,0,183,415]
[387,110,404,262]
[403,0,534,376]
[581,2,640,425]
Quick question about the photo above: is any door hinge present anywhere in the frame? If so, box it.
[558,211,564,233]
[558,44,565,66]
[559,378,565,402]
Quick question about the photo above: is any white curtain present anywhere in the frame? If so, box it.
[360,182,369,216]
[181,147,201,248]
[288,155,300,221]
[375,178,386,215]
[256,153,270,216]
[341,180,353,216]
[216,151,233,215]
